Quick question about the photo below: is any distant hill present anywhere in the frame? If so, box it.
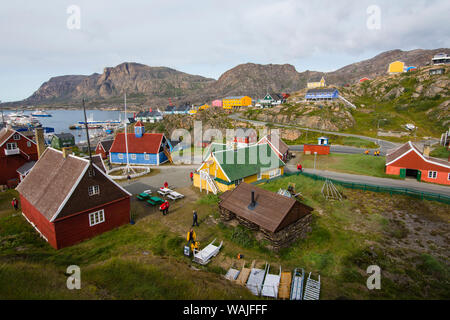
[2,48,449,109]
[243,64,449,138]
[325,48,450,85]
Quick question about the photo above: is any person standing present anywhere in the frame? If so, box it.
[11,198,18,211]
[186,228,196,244]
[159,200,170,215]
[192,210,199,227]
[164,181,169,189]
[190,171,193,182]
[297,163,303,173]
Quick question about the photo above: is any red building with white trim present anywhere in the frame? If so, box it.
[95,139,114,159]
[258,134,290,162]
[16,148,131,249]
[0,127,38,187]
[385,141,450,185]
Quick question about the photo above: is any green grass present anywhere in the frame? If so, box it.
[284,130,378,149]
[0,190,254,300]
[430,146,450,159]
[297,153,401,179]
[1,172,449,300]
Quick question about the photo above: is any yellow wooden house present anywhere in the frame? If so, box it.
[222,96,252,109]
[307,76,326,89]
[388,61,405,74]
[199,104,210,111]
[193,143,285,194]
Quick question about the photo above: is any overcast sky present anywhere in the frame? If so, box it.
[0,0,449,102]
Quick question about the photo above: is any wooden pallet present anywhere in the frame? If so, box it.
[278,271,292,299]
[235,260,255,286]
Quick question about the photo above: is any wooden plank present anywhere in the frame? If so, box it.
[278,272,292,299]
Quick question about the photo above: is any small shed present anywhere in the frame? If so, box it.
[219,183,313,250]
[317,137,329,146]
[50,133,75,149]
[304,137,330,155]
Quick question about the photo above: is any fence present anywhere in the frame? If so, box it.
[254,171,450,205]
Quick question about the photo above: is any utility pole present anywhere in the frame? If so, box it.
[314,152,317,171]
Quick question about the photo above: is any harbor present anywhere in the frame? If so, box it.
[2,109,133,144]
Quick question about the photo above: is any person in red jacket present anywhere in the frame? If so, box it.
[297,163,303,172]
[189,171,193,182]
[159,200,170,215]
[11,198,18,211]
[163,181,169,189]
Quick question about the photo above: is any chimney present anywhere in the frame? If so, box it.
[423,144,430,157]
[248,191,257,210]
[62,147,72,159]
[35,127,46,159]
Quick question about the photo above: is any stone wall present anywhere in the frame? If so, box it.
[219,206,313,251]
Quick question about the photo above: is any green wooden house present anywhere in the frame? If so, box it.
[50,133,75,149]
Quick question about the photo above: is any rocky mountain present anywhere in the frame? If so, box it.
[21,63,215,107]
[2,48,449,109]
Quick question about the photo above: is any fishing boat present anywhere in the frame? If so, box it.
[31,110,52,117]
[77,112,122,125]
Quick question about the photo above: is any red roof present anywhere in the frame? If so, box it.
[110,133,163,154]
[135,120,144,127]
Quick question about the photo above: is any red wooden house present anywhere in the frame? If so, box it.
[258,134,290,162]
[304,137,330,155]
[385,141,450,185]
[0,127,38,187]
[229,128,258,148]
[95,139,114,159]
[16,147,131,249]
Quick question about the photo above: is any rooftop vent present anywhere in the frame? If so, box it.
[248,191,257,210]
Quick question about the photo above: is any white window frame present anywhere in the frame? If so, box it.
[27,141,31,147]
[257,172,262,180]
[6,142,17,150]
[89,209,105,226]
[428,171,437,179]
[118,153,124,159]
[88,168,95,177]
[13,133,20,140]
[131,153,137,160]
[88,185,100,196]
[269,168,281,178]
[144,154,150,161]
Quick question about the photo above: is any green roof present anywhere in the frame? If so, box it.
[203,143,229,161]
[213,144,285,182]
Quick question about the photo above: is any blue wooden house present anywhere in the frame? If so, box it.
[305,88,339,101]
[109,121,173,165]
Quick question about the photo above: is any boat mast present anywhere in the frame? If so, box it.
[82,98,93,166]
